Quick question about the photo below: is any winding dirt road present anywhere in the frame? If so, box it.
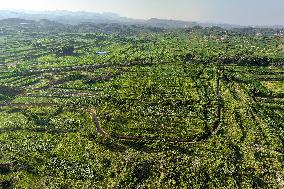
[88,109,198,143]
[0,101,216,144]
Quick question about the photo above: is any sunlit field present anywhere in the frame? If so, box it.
[0,18,284,188]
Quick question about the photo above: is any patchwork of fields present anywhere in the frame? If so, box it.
[0,26,284,188]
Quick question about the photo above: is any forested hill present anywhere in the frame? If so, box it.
[0,18,165,34]
[1,17,284,36]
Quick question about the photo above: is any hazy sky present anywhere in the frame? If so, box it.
[1,0,284,25]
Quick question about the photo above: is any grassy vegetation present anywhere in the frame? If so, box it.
[0,22,284,188]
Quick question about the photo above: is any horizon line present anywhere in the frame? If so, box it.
[1,8,284,27]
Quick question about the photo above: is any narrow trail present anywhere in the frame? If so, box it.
[0,62,224,144]
[88,109,199,143]
[0,88,222,144]
[89,109,109,136]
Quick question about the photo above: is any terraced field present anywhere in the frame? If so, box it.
[0,25,284,188]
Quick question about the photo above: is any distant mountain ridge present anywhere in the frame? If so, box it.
[0,10,283,29]
[0,10,134,25]
[145,18,198,28]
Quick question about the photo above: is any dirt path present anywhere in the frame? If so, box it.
[89,109,109,136]
[0,102,218,143]
[0,103,215,144]
[88,109,198,143]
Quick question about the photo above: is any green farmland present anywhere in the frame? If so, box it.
[0,21,284,188]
